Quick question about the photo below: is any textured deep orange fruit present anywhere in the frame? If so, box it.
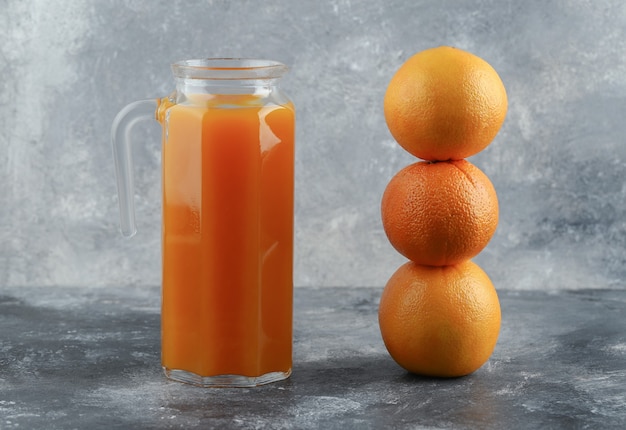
[378,260,501,377]
[384,46,508,161]
[381,159,498,266]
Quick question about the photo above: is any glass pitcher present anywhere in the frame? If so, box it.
[111,59,295,387]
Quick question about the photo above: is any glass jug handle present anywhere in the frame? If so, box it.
[111,99,159,237]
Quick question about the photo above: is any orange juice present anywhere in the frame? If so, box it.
[159,94,294,383]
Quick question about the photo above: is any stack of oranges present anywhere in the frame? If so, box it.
[378,46,507,377]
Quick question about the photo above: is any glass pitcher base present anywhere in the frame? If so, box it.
[163,367,291,388]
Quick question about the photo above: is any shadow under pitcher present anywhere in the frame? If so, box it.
[111,59,295,387]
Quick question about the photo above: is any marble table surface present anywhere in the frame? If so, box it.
[1,285,625,429]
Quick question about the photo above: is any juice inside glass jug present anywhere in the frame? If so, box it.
[112,59,295,387]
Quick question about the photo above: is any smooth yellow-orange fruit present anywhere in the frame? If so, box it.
[380,159,498,267]
[378,260,501,377]
[384,46,508,161]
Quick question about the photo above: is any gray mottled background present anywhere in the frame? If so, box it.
[1,0,625,290]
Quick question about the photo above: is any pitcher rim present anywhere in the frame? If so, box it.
[172,58,288,80]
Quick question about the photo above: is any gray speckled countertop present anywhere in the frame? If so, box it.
[1,285,625,429]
